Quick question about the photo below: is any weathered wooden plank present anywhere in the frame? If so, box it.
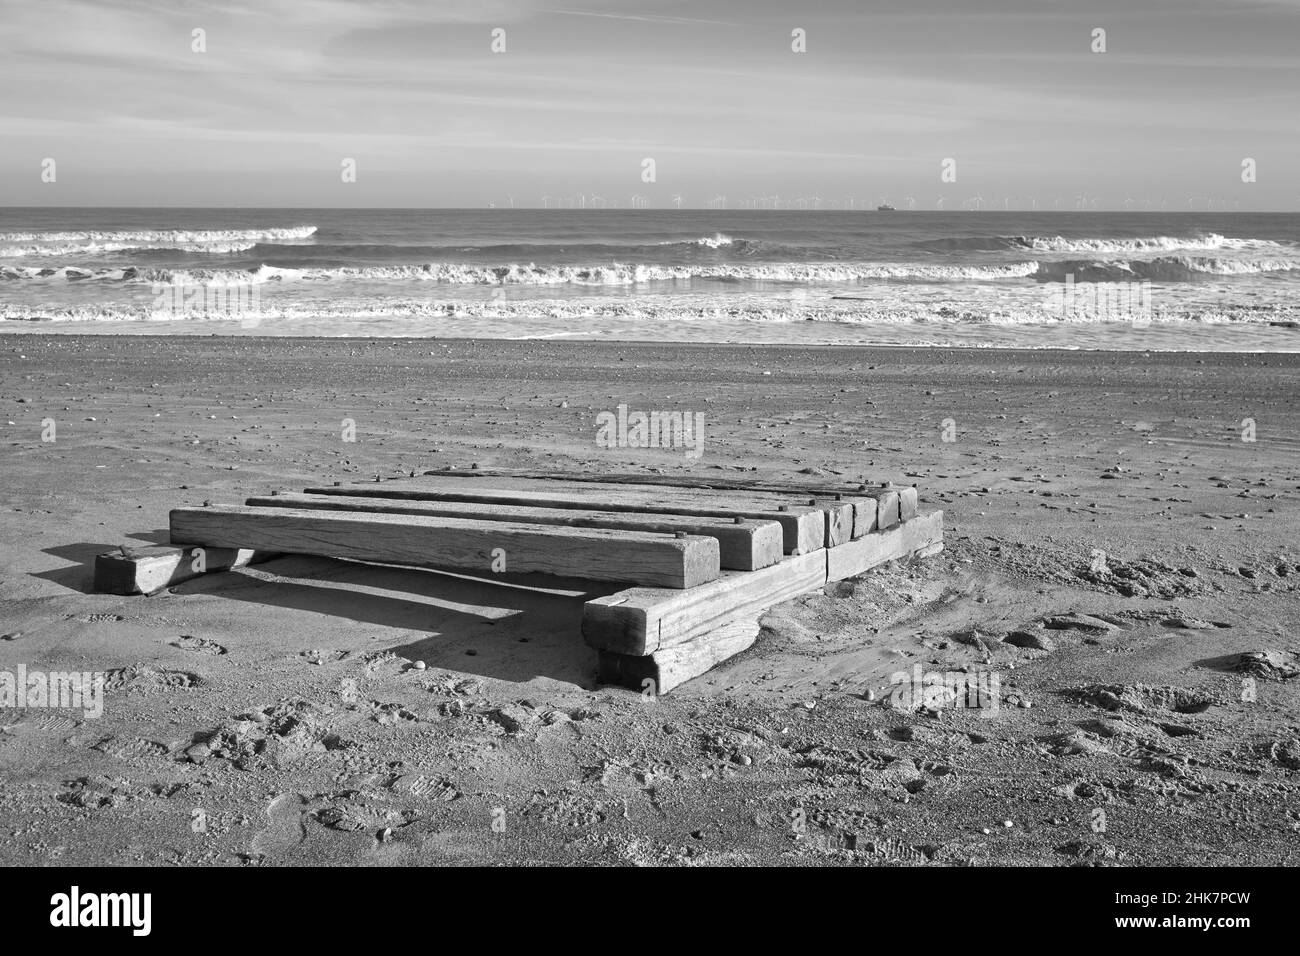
[170,505,720,589]
[420,470,896,539]
[593,512,945,692]
[481,480,856,548]
[597,618,762,695]
[424,467,866,493]
[582,549,827,656]
[848,496,877,537]
[247,493,781,571]
[93,544,265,596]
[896,487,919,522]
[873,489,900,530]
[382,474,856,543]
[826,511,944,582]
[817,499,853,547]
[304,484,824,555]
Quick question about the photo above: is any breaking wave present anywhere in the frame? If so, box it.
[661,233,735,248]
[0,260,1044,286]
[916,233,1289,254]
[0,240,259,258]
[4,297,1294,328]
[1020,234,1287,253]
[0,225,317,243]
[1034,256,1300,281]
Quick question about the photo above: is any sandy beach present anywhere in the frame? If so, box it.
[2,334,1298,866]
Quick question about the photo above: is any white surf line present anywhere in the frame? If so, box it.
[501,331,590,340]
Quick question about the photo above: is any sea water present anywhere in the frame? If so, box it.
[2,208,1297,350]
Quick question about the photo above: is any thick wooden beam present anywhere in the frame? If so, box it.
[895,487,919,522]
[93,544,264,596]
[873,489,900,530]
[246,493,781,572]
[846,496,877,537]
[826,511,943,582]
[420,470,901,539]
[816,498,854,547]
[597,618,762,695]
[423,468,894,495]
[170,505,720,589]
[582,549,827,656]
[592,512,945,692]
[304,483,824,555]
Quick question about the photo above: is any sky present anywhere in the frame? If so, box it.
[0,0,1297,208]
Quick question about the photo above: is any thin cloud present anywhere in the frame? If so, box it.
[547,8,732,25]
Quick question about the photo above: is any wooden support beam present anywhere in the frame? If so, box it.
[591,512,944,692]
[816,498,854,547]
[170,505,720,589]
[896,487,919,522]
[304,483,824,555]
[93,544,265,596]
[597,618,762,695]
[422,468,891,495]
[246,493,781,572]
[826,511,943,582]
[873,489,900,530]
[582,549,827,656]
[846,496,877,537]
[419,469,904,539]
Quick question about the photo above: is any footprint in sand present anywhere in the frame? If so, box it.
[250,792,308,860]
[169,635,227,656]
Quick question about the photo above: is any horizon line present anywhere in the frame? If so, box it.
[1,205,1295,213]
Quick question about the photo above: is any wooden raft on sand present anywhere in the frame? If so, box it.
[95,471,943,694]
